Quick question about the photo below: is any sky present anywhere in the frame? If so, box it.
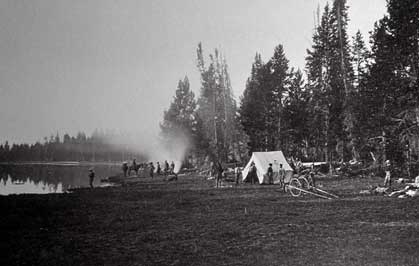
[0,0,387,144]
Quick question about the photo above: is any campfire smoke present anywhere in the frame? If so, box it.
[103,130,189,173]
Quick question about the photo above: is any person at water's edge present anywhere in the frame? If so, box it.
[122,162,128,177]
[89,169,95,189]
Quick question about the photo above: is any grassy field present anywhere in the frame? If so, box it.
[1,174,419,266]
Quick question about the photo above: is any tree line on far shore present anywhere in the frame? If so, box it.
[0,131,145,163]
[161,0,419,172]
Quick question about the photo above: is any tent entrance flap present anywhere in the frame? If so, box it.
[242,151,293,184]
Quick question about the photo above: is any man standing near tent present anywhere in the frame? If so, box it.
[279,164,286,191]
[250,162,257,184]
[267,163,274,184]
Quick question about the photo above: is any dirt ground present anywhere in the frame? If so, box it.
[1,174,419,266]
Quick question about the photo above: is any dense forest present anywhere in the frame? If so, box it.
[160,0,419,171]
[2,0,418,172]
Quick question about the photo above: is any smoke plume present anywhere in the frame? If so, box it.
[104,130,190,173]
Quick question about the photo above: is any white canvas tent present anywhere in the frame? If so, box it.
[242,151,294,184]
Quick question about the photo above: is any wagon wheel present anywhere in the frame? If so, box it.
[288,178,302,197]
[298,176,311,190]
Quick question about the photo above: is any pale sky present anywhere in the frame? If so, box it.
[0,0,387,144]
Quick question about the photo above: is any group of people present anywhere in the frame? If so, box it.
[210,161,242,188]
[247,162,287,186]
[122,159,176,179]
[223,161,291,189]
[247,161,316,189]
[155,160,177,180]
[266,162,288,189]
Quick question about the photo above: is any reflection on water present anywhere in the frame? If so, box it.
[0,164,121,195]
[1,175,64,195]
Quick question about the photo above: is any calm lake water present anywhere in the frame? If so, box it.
[0,164,122,195]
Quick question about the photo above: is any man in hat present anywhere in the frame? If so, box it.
[88,168,95,189]
[384,160,392,187]
[267,163,274,185]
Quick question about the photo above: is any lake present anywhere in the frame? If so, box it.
[0,163,123,195]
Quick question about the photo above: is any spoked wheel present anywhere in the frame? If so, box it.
[298,176,311,190]
[288,178,302,197]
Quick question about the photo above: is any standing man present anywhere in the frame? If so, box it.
[88,168,95,189]
[267,163,274,185]
[210,161,215,178]
[156,162,161,175]
[279,164,286,191]
[250,162,257,185]
[164,160,170,177]
[170,161,175,174]
[130,158,138,176]
[234,163,241,185]
[216,161,223,188]
[122,162,128,177]
[384,160,392,187]
[295,158,302,175]
[308,164,316,188]
[149,162,155,178]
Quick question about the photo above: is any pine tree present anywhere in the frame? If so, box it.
[306,3,334,162]
[305,0,355,163]
[360,0,419,169]
[196,43,244,162]
[160,76,200,160]
[265,44,290,150]
[240,53,266,152]
[282,69,311,158]
[387,0,419,152]
[349,30,371,161]
[351,30,370,88]
[330,0,354,161]
[239,45,290,153]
